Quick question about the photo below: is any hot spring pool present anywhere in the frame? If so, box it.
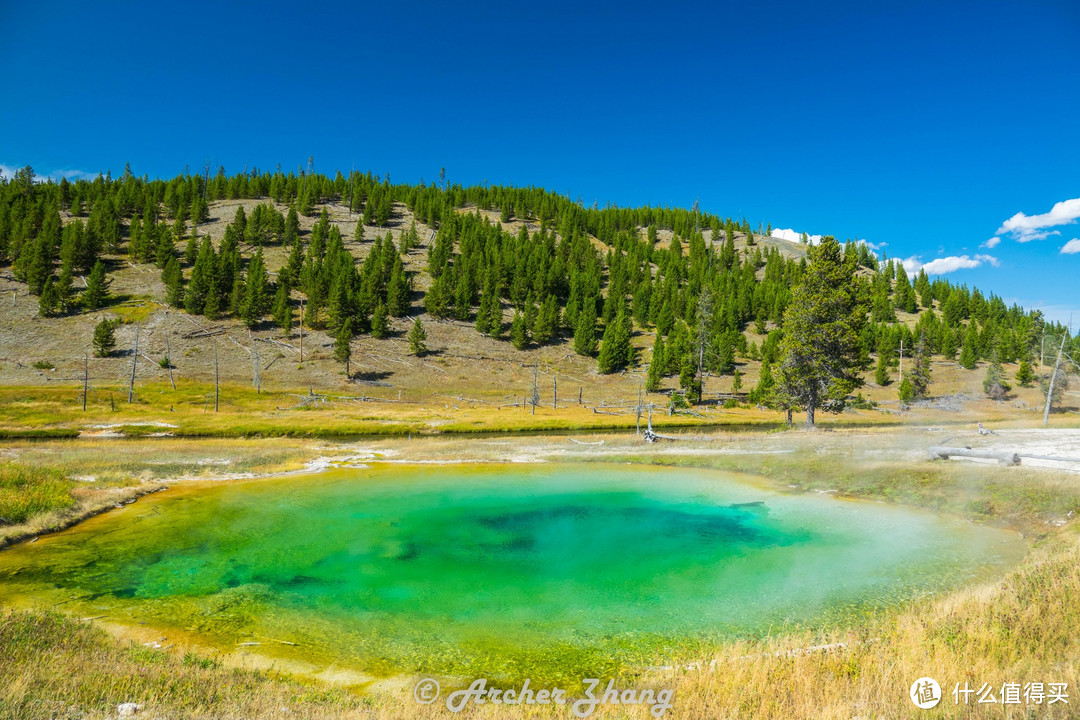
[0,463,1024,682]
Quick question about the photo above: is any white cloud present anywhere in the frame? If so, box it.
[1015,302,1080,326]
[49,168,97,181]
[0,163,97,183]
[997,197,1080,243]
[1061,238,1080,255]
[770,227,822,244]
[769,228,883,254]
[981,236,1001,249]
[902,254,998,276]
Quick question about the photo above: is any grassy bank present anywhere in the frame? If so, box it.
[0,610,369,720]
[0,438,324,547]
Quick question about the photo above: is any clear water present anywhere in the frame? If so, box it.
[0,463,1024,682]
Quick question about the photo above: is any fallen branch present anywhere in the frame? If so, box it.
[255,337,300,354]
[928,446,1020,466]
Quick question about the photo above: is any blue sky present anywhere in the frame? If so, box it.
[2,0,1078,322]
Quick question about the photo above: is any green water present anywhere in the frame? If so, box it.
[0,463,1023,682]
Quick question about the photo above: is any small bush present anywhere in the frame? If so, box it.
[92,318,120,358]
[849,392,877,409]
[31,361,54,370]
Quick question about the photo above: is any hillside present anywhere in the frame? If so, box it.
[0,166,1074,435]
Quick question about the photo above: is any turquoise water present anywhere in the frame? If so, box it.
[0,463,1024,681]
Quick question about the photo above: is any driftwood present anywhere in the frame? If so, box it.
[568,438,604,446]
[928,446,1020,466]
[182,327,225,339]
[255,337,300,354]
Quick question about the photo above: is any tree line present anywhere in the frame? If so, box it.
[0,163,1072,420]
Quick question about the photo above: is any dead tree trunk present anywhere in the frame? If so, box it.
[128,325,140,403]
[1043,333,1067,427]
[251,332,261,394]
[165,334,176,390]
[530,363,539,415]
[83,353,88,411]
[214,340,220,412]
[929,446,1021,466]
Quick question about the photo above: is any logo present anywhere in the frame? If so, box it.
[910,677,942,709]
[414,678,440,704]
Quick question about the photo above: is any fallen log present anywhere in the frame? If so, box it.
[928,446,1021,466]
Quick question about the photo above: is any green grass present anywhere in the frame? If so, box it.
[0,464,75,525]
[0,610,368,720]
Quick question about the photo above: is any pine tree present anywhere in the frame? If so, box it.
[645,336,666,392]
[959,323,978,369]
[597,307,632,374]
[185,238,215,315]
[371,301,389,338]
[533,295,558,344]
[38,277,60,317]
[82,260,110,310]
[573,299,597,357]
[162,258,184,308]
[155,225,175,269]
[909,330,932,399]
[775,237,867,426]
[982,353,1011,400]
[424,271,452,318]
[284,207,300,246]
[285,235,304,283]
[748,359,775,405]
[183,235,198,266]
[387,259,409,317]
[408,317,428,356]
[898,377,915,404]
[1016,360,1035,387]
[679,354,701,404]
[240,249,270,328]
[510,310,529,349]
[476,287,501,337]
[334,318,353,377]
[92,318,118,357]
[874,350,891,386]
[941,327,958,359]
[55,266,75,313]
[25,237,52,295]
